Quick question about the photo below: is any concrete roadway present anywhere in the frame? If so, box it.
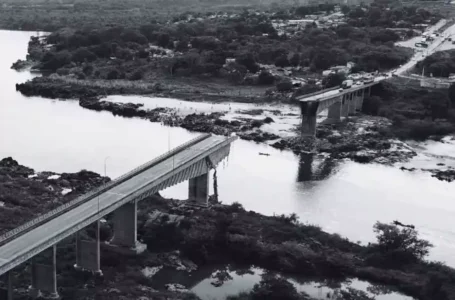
[0,135,229,275]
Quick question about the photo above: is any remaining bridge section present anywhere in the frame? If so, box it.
[298,79,383,136]
[0,133,237,299]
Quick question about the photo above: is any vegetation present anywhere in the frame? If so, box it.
[18,8,413,100]
[362,82,455,140]
[343,4,439,28]
[367,221,433,266]
[137,195,455,300]
[3,158,455,300]
[416,49,455,78]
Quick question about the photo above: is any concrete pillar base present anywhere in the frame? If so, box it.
[73,264,103,276]
[103,241,147,255]
[110,201,144,254]
[75,222,101,275]
[29,288,59,299]
[30,245,58,299]
[188,173,209,206]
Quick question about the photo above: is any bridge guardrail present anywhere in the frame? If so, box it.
[297,86,340,100]
[0,133,212,246]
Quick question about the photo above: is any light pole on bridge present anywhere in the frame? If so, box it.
[98,156,110,216]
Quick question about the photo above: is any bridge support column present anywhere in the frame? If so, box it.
[341,97,349,118]
[348,93,356,114]
[110,201,146,255]
[0,271,13,300]
[355,89,364,111]
[29,245,59,299]
[74,221,102,275]
[327,101,341,123]
[189,173,209,206]
[300,101,319,136]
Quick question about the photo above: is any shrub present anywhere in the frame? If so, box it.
[106,68,120,80]
[129,70,144,81]
[372,221,433,261]
[362,96,382,115]
[276,80,293,92]
[258,71,275,85]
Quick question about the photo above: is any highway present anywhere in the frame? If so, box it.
[0,134,233,275]
[300,79,383,102]
[300,19,455,103]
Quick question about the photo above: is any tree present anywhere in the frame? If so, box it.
[236,52,259,73]
[290,53,300,67]
[121,29,148,45]
[373,222,433,261]
[362,96,382,115]
[41,51,71,71]
[276,80,293,92]
[322,73,346,88]
[71,47,97,63]
[107,68,120,80]
[274,55,290,68]
[258,71,275,85]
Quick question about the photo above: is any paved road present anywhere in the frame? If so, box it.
[300,79,383,102]
[300,19,455,103]
[0,135,230,275]
[395,20,455,76]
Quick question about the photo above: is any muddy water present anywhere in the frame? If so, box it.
[2,30,455,270]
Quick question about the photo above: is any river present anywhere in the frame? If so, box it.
[2,29,455,284]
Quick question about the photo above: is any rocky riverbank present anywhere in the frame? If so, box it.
[2,158,455,300]
[14,76,454,183]
[10,35,47,71]
[0,157,109,235]
[15,75,278,103]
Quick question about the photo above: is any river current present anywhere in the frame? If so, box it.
[1,29,455,274]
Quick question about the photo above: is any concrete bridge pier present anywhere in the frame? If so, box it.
[29,245,59,299]
[189,173,209,206]
[355,89,364,111]
[74,221,102,275]
[300,101,319,136]
[348,93,356,115]
[327,100,342,123]
[109,201,146,254]
[0,271,13,300]
[341,96,349,118]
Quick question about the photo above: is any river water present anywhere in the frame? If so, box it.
[2,30,455,288]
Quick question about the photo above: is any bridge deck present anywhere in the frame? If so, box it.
[299,77,385,102]
[0,135,233,274]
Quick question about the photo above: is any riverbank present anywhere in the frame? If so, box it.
[15,76,455,183]
[1,157,455,300]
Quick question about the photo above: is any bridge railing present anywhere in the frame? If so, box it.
[297,86,340,101]
[0,133,212,246]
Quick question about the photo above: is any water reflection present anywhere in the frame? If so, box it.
[297,153,338,182]
[180,265,413,300]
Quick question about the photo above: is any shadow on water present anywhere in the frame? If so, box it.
[297,153,339,182]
